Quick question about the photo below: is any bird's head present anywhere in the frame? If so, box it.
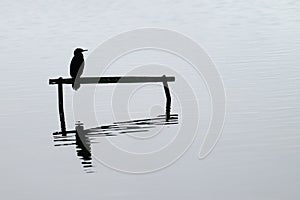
[74,48,88,55]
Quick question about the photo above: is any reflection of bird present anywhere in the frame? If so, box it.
[70,48,87,90]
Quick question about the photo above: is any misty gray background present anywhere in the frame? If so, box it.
[0,0,299,199]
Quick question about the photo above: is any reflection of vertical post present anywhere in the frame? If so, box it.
[58,77,66,135]
[162,75,171,122]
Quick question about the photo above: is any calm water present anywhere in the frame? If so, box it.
[0,0,300,199]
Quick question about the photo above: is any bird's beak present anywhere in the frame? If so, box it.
[83,49,88,52]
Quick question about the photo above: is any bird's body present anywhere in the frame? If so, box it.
[70,48,87,90]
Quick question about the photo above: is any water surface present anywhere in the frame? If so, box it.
[0,0,299,199]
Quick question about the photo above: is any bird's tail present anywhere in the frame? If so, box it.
[72,82,80,91]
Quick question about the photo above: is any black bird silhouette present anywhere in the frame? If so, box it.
[70,48,88,90]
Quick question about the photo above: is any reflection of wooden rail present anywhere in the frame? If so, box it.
[49,75,175,135]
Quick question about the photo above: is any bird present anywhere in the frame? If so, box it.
[70,48,88,90]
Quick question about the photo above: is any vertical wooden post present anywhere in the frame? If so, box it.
[162,75,171,122]
[58,77,66,135]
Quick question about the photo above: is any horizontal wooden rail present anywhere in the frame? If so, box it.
[49,76,175,85]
